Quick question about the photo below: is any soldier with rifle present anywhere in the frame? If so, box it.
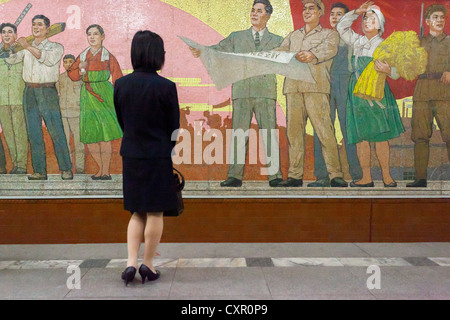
[407,4,450,188]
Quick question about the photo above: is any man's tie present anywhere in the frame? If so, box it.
[255,32,261,51]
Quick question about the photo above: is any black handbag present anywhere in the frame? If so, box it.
[164,168,185,216]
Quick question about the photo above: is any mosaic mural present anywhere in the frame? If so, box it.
[0,0,449,197]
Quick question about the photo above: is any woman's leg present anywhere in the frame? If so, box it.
[142,212,164,272]
[99,140,112,176]
[374,141,395,185]
[126,212,146,269]
[87,143,102,177]
[356,141,373,184]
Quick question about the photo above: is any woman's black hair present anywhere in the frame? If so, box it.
[86,24,105,35]
[131,30,165,71]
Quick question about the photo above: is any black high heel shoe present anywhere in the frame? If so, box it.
[139,264,161,284]
[121,266,136,286]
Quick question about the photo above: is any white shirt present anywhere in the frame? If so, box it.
[337,10,399,79]
[252,27,266,40]
[6,39,64,83]
[80,46,110,62]
[337,10,383,57]
[90,47,102,56]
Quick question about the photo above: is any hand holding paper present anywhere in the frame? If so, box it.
[181,36,315,90]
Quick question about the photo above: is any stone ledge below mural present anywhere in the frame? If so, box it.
[0,175,449,199]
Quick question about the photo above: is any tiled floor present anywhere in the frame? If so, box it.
[0,243,449,300]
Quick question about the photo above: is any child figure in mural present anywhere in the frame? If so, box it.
[336,1,405,188]
[0,23,28,175]
[56,54,85,174]
[309,2,363,187]
[407,4,450,188]
[190,0,284,188]
[6,15,73,181]
[68,24,123,180]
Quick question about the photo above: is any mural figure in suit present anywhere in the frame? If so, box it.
[190,0,284,187]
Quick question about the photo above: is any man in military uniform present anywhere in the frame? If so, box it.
[0,23,28,174]
[407,4,450,188]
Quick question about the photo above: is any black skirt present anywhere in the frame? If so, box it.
[122,157,178,215]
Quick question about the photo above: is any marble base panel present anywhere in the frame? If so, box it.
[0,175,449,198]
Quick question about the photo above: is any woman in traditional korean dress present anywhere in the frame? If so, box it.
[337,1,404,188]
[69,24,123,180]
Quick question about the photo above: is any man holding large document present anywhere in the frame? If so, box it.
[276,0,347,187]
[190,0,284,187]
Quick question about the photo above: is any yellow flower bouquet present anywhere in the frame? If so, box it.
[353,31,428,101]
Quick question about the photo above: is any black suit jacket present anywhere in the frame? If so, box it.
[114,69,180,159]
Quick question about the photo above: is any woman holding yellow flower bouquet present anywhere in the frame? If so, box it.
[337,1,405,188]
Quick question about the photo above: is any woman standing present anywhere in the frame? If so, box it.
[337,1,404,187]
[68,24,123,180]
[114,31,180,286]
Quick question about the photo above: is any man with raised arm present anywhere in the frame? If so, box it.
[309,2,362,187]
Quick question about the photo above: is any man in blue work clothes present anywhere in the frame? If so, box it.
[308,2,362,187]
